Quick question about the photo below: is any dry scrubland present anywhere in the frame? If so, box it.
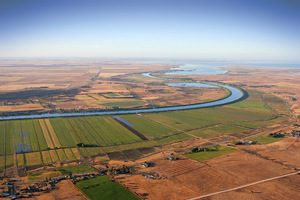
[0,60,299,200]
[116,140,299,200]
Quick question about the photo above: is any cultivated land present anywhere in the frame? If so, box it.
[0,59,299,200]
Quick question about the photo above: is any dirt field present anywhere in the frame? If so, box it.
[36,180,87,200]
[115,138,300,200]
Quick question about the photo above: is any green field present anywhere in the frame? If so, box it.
[76,175,139,200]
[0,90,290,171]
[251,134,286,144]
[28,171,60,181]
[184,145,238,162]
[188,124,250,138]
[121,115,178,139]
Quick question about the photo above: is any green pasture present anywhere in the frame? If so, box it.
[28,171,60,181]
[0,122,5,155]
[184,145,238,162]
[76,175,139,200]
[251,134,285,144]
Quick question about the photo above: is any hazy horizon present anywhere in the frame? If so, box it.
[1,0,299,60]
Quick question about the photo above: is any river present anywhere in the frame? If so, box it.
[0,74,244,121]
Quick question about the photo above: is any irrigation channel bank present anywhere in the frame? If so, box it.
[0,74,244,121]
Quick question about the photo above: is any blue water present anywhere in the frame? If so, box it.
[165,64,228,75]
[142,72,166,80]
[166,83,218,88]
[135,60,300,76]
[135,60,300,69]
[111,116,134,127]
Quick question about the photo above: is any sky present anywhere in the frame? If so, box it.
[0,0,299,60]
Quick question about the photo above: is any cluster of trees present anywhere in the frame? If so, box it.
[0,88,79,101]
[268,132,285,138]
[191,145,220,153]
[107,165,133,175]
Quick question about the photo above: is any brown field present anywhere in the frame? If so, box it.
[0,104,43,112]
[99,72,126,78]
[35,180,87,200]
[116,138,300,200]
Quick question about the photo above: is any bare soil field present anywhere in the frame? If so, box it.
[0,104,43,112]
[240,137,300,168]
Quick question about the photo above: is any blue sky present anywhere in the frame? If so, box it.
[0,0,299,60]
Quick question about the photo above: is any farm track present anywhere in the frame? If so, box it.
[111,116,149,141]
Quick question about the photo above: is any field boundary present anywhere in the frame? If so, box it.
[111,116,149,141]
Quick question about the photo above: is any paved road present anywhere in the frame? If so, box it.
[187,171,299,200]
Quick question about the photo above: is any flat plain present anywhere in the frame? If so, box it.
[0,59,299,200]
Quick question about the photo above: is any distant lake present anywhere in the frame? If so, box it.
[166,82,218,88]
[135,60,300,76]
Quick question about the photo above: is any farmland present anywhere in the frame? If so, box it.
[76,175,139,200]
[0,62,298,200]
[184,145,238,162]
[0,87,290,172]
